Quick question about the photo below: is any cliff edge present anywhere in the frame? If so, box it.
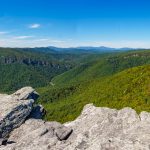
[1,87,150,150]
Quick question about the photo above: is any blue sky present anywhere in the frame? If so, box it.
[0,0,150,48]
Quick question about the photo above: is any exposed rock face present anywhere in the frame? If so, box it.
[0,87,73,150]
[0,87,39,143]
[0,57,51,66]
[0,119,72,150]
[12,87,39,100]
[0,56,72,70]
[1,88,150,150]
[63,104,150,150]
[29,105,46,119]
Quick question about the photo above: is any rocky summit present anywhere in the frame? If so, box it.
[1,88,150,150]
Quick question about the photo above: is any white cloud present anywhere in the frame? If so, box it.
[13,36,34,40]
[29,24,41,29]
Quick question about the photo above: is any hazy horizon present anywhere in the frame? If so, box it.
[0,45,146,49]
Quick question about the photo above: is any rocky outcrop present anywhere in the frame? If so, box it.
[0,87,39,144]
[0,56,51,66]
[0,56,72,69]
[63,104,150,150]
[12,86,39,100]
[1,88,150,150]
[0,87,73,149]
[0,119,73,150]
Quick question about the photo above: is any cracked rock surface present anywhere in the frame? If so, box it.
[1,88,150,150]
[63,104,150,150]
[0,87,39,143]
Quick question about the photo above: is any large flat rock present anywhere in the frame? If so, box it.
[0,119,73,150]
[63,104,150,150]
[1,101,150,149]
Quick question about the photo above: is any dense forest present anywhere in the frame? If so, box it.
[0,47,95,92]
[37,49,150,122]
[0,47,150,123]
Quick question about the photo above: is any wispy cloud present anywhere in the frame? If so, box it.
[50,40,66,43]
[29,24,41,29]
[13,36,34,39]
[0,37,69,47]
[0,31,9,35]
[33,38,49,42]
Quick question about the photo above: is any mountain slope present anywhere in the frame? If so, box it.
[52,50,150,86]
[38,65,150,123]
[0,47,83,92]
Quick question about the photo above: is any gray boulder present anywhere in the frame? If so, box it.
[0,119,73,150]
[63,104,150,150]
[0,87,39,144]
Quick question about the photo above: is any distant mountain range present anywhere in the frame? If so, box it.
[76,46,136,51]
[0,46,145,54]
[48,46,135,52]
[41,46,138,55]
